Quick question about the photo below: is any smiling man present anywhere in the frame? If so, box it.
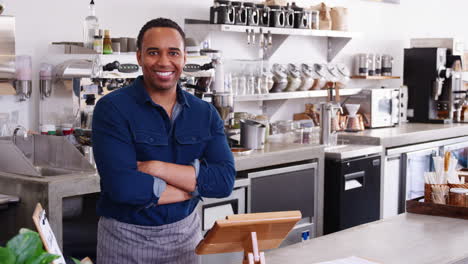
[92,18,235,264]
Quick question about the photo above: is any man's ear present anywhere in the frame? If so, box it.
[136,50,142,66]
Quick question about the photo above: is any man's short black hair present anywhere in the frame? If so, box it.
[137,18,185,50]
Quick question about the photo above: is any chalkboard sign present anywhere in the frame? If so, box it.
[32,203,67,264]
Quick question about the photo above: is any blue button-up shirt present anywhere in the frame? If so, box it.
[92,76,236,226]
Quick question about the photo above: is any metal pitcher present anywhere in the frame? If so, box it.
[240,119,266,150]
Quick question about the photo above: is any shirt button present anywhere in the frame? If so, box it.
[148,138,154,143]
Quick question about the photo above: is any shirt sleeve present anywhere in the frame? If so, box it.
[153,177,167,198]
[92,97,160,206]
[190,159,200,197]
[196,104,236,198]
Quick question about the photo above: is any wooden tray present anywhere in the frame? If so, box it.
[406,196,468,220]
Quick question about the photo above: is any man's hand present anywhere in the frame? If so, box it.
[137,160,196,193]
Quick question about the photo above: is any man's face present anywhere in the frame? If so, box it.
[137,27,186,92]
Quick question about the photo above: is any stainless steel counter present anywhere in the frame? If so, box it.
[266,213,468,264]
[0,171,99,248]
[324,144,383,160]
[233,142,324,171]
[338,123,468,149]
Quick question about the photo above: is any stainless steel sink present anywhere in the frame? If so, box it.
[0,134,95,177]
[33,166,78,176]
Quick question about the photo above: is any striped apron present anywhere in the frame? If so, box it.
[97,210,202,264]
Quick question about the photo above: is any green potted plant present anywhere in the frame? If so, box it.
[0,228,86,264]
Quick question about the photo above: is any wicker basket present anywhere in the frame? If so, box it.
[448,183,468,189]
[448,172,468,189]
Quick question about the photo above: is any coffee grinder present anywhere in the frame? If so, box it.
[404,48,462,123]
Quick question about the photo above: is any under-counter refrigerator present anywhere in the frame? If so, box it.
[324,154,381,234]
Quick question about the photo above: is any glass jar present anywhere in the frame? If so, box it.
[285,64,302,92]
[299,64,315,91]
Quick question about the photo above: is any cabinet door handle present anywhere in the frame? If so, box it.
[344,171,365,191]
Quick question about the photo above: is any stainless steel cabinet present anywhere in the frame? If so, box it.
[382,155,401,218]
[247,162,318,244]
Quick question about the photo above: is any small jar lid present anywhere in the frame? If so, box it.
[215,0,231,5]
[450,188,468,194]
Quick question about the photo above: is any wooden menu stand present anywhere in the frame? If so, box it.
[196,211,302,264]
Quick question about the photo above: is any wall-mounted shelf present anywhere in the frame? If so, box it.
[351,76,400,80]
[234,88,363,102]
[184,19,362,62]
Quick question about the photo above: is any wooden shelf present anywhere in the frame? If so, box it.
[351,76,400,80]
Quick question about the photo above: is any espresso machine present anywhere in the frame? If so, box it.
[404,48,463,123]
[182,52,234,130]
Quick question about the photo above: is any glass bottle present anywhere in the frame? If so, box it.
[93,29,103,54]
[83,0,99,50]
[103,29,113,54]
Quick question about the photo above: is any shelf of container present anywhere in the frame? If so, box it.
[184,19,362,62]
[234,88,363,102]
[185,21,360,38]
[351,76,400,80]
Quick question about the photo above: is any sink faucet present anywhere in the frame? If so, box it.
[12,125,28,144]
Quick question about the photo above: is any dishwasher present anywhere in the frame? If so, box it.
[324,154,381,234]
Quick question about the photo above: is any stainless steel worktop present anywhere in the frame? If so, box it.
[266,213,468,264]
[324,144,383,160]
[0,171,99,248]
[233,142,325,171]
[338,123,468,149]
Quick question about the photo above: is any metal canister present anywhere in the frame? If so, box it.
[382,54,393,76]
[256,4,270,27]
[291,3,310,29]
[244,2,259,26]
[210,0,235,24]
[375,54,382,76]
[310,10,319,29]
[283,4,295,28]
[269,5,285,28]
[232,1,248,25]
[354,53,369,76]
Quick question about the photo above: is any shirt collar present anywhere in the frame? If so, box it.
[132,76,190,108]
